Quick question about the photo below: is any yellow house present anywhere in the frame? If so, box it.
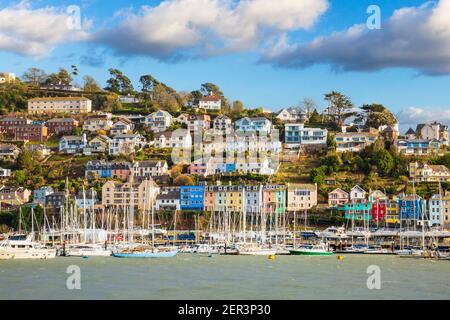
[385,200,399,224]
[286,183,317,212]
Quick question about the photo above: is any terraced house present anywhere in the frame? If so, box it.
[102,180,160,210]
[286,184,318,212]
[28,97,92,114]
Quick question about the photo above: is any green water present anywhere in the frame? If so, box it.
[0,255,449,300]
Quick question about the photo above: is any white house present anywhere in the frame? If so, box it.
[110,118,134,136]
[132,160,169,178]
[108,134,147,156]
[155,188,181,211]
[235,158,276,175]
[284,123,328,149]
[235,117,272,134]
[83,116,113,132]
[335,132,378,152]
[59,134,87,154]
[154,130,192,149]
[145,110,173,132]
[0,167,11,177]
[86,135,112,154]
[428,194,447,226]
[416,122,449,142]
[213,115,233,134]
[276,107,307,123]
[350,185,367,203]
[198,92,222,111]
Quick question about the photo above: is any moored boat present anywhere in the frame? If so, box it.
[112,246,178,258]
[65,244,112,257]
[289,243,333,256]
[0,234,56,260]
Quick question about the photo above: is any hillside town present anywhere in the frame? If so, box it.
[1,67,450,258]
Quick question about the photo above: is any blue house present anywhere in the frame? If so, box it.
[180,186,205,211]
[397,195,425,221]
[33,186,54,206]
[216,163,237,175]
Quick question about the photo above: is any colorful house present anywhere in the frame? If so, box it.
[397,195,425,221]
[180,186,205,211]
[328,188,349,208]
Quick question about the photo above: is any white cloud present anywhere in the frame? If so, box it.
[93,0,329,60]
[0,2,90,57]
[397,107,450,128]
[264,0,450,75]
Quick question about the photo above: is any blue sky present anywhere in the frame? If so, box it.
[1,0,450,126]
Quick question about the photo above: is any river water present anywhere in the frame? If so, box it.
[0,255,449,300]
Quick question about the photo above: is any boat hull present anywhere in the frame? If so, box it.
[112,251,178,258]
[0,248,57,260]
[238,250,277,256]
[289,250,333,256]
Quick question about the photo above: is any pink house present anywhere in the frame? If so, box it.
[328,188,349,208]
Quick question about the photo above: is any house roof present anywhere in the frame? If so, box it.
[135,160,166,168]
[351,185,366,193]
[405,128,416,135]
[29,97,90,102]
[330,188,349,195]
[47,118,76,123]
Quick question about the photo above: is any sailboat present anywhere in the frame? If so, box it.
[65,187,112,257]
[289,242,333,256]
[112,179,178,258]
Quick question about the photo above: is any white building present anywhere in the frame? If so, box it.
[110,118,134,136]
[83,116,113,132]
[198,92,222,111]
[428,194,448,226]
[350,185,367,203]
[154,130,192,149]
[276,107,306,122]
[145,110,173,132]
[235,117,272,134]
[132,160,169,178]
[155,188,181,211]
[335,132,378,152]
[108,134,147,156]
[28,97,92,114]
[86,135,112,154]
[284,123,328,149]
[59,134,87,154]
[0,167,11,177]
[0,72,16,84]
[213,115,233,134]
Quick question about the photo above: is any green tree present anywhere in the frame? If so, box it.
[324,91,355,126]
[374,149,394,175]
[358,103,397,129]
[105,68,134,95]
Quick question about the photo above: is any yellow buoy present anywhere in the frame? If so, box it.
[268,254,276,260]
[337,255,344,261]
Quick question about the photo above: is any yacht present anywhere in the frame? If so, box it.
[112,245,178,258]
[236,244,277,256]
[289,242,333,256]
[315,227,348,240]
[65,243,112,257]
[0,234,56,260]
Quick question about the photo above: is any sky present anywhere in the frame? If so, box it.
[1,0,450,129]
